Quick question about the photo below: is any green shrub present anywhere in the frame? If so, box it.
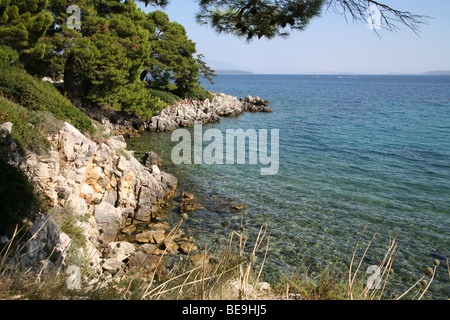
[0,45,19,68]
[127,95,167,120]
[0,96,50,155]
[0,67,95,134]
[28,110,65,137]
[147,88,181,105]
[182,86,213,101]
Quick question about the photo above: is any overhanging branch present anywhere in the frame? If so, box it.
[326,0,430,35]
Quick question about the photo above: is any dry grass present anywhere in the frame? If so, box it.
[1,221,447,300]
[274,225,446,300]
[346,225,398,300]
[138,219,272,300]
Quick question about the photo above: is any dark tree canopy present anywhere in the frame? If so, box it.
[0,0,215,120]
[196,0,325,40]
[143,0,428,40]
[0,0,53,71]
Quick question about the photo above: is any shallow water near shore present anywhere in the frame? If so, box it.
[126,74,450,299]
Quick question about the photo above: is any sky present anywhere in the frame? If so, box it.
[138,0,450,74]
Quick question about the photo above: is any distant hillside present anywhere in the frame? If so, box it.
[301,70,450,76]
[385,70,450,76]
[417,70,450,76]
[215,69,253,74]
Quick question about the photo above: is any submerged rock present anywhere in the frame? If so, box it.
[142,151,163,167]
[179,201,203,213]
[121,225,136,236]
[181,191,195,201]
[148,221,170,230]
[139,243,159,254]
[179,241,198,254]
[161,239,179,255]
[230,202,247,211]
[179,191,202,213]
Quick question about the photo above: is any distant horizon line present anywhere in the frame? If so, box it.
[214,69,450,76]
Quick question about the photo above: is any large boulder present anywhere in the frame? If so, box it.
[158,171,178,195]
[179,241,198,254]
[58,122,97,162]
[95,202,125,243]
[19,212,65,269]
[134,186,158,222]
[142,151,163,167]
[105,241,136,261]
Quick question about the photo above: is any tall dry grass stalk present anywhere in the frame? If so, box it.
[347,225,399,300]
[124,216,186,298]
[347,225,447,300]
[0,218,58,299]
[395,263,439,300]
[140,218,271,300]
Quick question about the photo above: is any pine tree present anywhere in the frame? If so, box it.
[0,0,53,70]
[0,1,214,119]
[146,10,201,97]
[65,7,150,109]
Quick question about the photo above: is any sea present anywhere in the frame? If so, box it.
[126,74,450,299]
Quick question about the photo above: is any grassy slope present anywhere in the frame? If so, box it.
[0,67,95,135]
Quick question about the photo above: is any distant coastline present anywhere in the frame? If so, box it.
[398,70,450,76]
[215,69,253,74]
[213,70,450,76]
[297,70,450,76]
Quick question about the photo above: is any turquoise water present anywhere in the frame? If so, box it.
[127,75,450,299]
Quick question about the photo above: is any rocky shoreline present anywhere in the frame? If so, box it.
[96,92,271,136]
[2,121,179,278]
[1,91,272,289]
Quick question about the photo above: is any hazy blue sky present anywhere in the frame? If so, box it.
[139,1,450,74]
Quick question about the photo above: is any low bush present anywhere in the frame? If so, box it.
[147,88,181,106]
[182,86,213,101]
